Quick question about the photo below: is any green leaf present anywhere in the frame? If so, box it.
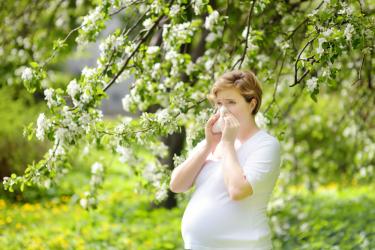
[207,5,213,14]
[29,61,39,68]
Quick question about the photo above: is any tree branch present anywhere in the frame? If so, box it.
[231,0,256,70]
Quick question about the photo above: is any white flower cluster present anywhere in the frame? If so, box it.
[67,79,81,106]
[81,7,102,32]
[36,113,51,141]
[77,6,105,45]
[162,22,196,50]
[142,18,154,30]
[44,88,61,108]
[21,67,33,81]
[155,182,169,201]
[322,28,334,38]
[99,34,126,58]
[169,4,180,16]
[155,108,171,125]
[115,145,132,163]
[78,162,105,209]
[204,10,219,31]
[338,2,353,16]
[316,37,326,56]
[306,77,318,93]
[192,0,207,15]
[344,23,355,41]
[150,0,164,14]
[255,112,270,128]
[91,162,104,175]
[121,94,132,112]
[79,191,96,210]
[142,161,169,201]
[146,46,160,55]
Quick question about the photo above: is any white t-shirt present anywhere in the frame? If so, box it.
[181,129,281,250]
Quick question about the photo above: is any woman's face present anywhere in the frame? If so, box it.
[214,88,255,125]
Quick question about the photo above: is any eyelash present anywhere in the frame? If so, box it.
[217,101,235,105]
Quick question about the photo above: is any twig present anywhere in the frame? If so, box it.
[289,34,319,87]
[231,0,256,70]
[352,54,365,85]
[264,53,286,114]
[103,14,166,92]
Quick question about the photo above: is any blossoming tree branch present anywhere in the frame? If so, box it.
[2,0,374,209]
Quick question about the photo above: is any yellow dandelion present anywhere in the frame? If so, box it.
[0,199,6,209]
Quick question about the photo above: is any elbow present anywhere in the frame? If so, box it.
[229,187,253,201]
[169,179,187,194]
[229,192,243,201]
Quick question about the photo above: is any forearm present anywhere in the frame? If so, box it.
[169,142,211,193]
[221,141,246,198]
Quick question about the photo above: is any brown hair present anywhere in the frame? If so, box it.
[207,69,263,115]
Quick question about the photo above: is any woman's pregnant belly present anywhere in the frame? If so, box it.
[181,177,271,248]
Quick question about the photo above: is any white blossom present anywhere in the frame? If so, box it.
[67,79,80,98]
[165,50,179,65]
[344,23,354,41]
[155,183,168,201]
[204,59,215,71]
[156,109,170,124]
[170,4,180,16]
[146,46,160,55]
[186,61,195,75]
[21,67,33,81]
[255,112,270,128]
[338,3,353,15]
[91,162,104,174]
[80,198,88,209]
[99,35,125,57]
[192,0,205,15]
[81,67,96,79]
[306,77,318,93]
[36,113,50,141]
[307,9,319,17]
[81,85,93,104]
[116,145,132,163]
[151,63,161,79]
[81,7,102,33]
[122,94,132,112]
[322,28,333,37]
[142,18,154,30]
[316,37,326,56]
[204,11,219,30]
[44,88,59,108]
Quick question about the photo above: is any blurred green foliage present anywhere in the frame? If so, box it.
[0,86,47,178]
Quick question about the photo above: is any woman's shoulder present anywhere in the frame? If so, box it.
[258,130,281,149]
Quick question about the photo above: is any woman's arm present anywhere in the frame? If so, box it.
[169,141,212,193]
[221,141,252,200]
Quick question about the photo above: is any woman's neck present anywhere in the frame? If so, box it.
[237,118,260,144]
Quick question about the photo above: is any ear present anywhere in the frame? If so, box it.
[250,98,257,113]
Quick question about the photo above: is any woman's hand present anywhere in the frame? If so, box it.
[205,113,222,152]
[222,113,240,144]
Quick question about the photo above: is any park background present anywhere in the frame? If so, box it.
[0,0,374,249]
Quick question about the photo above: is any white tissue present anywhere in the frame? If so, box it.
[212,106,229,133]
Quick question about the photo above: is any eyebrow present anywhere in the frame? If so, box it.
[216,98,235,101]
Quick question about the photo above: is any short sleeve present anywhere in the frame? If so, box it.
[187,139,207,158]
[242,139,281,195]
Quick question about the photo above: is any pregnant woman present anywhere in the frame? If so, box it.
[169,69,281,250]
